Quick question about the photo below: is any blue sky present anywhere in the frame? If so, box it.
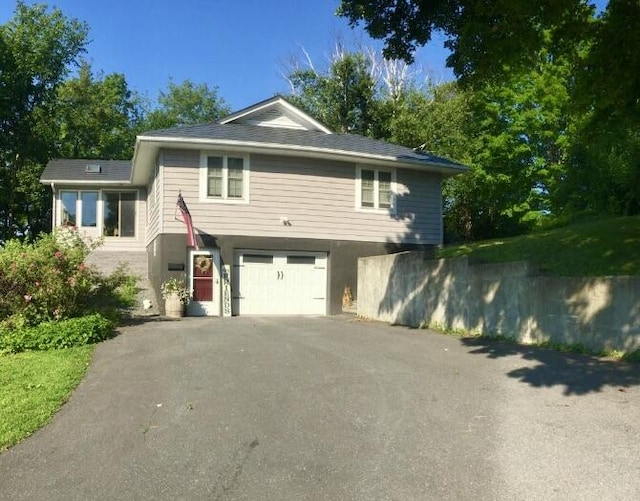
[0,0,454,111]
[2,1,608,112]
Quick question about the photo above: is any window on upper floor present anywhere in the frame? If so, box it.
[356,166,396,213]
[200,153,249,203]
[60,190,98,227]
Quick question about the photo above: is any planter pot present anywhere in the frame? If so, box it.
[165,295,185,318]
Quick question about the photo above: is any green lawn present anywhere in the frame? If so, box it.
[437,216,640,276]
[0,346,94,450]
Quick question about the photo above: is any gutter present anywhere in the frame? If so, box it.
[50,182,55,228]
[40,179,133,185]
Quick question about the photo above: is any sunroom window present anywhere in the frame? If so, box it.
[61,191,77,225]
[60,190,98,227]
[81,192,98,227]
[103,192,136,237]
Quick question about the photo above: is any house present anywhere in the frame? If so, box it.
[40,96,465,316]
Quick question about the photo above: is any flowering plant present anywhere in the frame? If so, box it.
[160,278,191,304]
[0,228,101,327]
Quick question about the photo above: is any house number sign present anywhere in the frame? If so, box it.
[222,264,232,317]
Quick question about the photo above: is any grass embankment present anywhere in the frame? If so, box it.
[437,216,640,276]
[0,346,94,450]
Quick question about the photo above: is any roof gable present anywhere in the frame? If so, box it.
[219,95,333,134]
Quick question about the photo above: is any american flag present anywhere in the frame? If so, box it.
[177,193,199,249]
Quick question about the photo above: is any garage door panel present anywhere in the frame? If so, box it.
[233,251,327,315]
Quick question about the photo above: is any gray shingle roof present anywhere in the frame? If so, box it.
[141,123,464,170]
[41,159,131,182]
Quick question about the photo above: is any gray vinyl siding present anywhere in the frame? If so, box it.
[160,149,442,245]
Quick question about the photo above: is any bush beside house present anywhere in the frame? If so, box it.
[0,227,136,353]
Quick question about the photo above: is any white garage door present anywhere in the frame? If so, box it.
[233,250,327,315]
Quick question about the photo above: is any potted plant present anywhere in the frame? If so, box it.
[161,277,191,318]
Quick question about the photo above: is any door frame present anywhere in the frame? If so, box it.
[187,248,221,316]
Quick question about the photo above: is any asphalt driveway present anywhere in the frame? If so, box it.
[2,316,640,500]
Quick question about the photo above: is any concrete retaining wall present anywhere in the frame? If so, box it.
[358,252,640,353]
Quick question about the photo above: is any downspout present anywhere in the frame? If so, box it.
[50,183,56,228]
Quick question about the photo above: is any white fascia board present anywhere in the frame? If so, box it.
[130,137,142,183]
[130,137,159,185]
[135,135,467,175]
[40,179,131,185]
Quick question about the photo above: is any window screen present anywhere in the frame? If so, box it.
[378,171,392,209]
[207,156,223,197]
[361,169,375,207]
[227,157,244,198]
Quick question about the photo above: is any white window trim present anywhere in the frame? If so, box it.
[355,165,397,214]
[199,151,250,204]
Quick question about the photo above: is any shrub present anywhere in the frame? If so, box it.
[0,227,103,327]
[0,313,114,354]
[88,263,140,322]
[0,228,137,353]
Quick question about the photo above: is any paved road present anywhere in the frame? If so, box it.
[2,316,640,500]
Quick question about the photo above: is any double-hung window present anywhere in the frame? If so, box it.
[356,167,395,212]
[201,153,249,202]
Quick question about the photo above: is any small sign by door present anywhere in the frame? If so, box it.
[222,264,232,317]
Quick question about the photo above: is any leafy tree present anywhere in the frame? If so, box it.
[55,62,141,160]
[447,43,579,241]
[0,2,88,241]
[286,51,379,135]
[337,0,594,83]
[381,81,474,159]
[140,79,230,131]
[560,0,640,216]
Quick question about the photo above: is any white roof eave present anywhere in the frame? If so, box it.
[133,135,467,178]
[39,179,133,185]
